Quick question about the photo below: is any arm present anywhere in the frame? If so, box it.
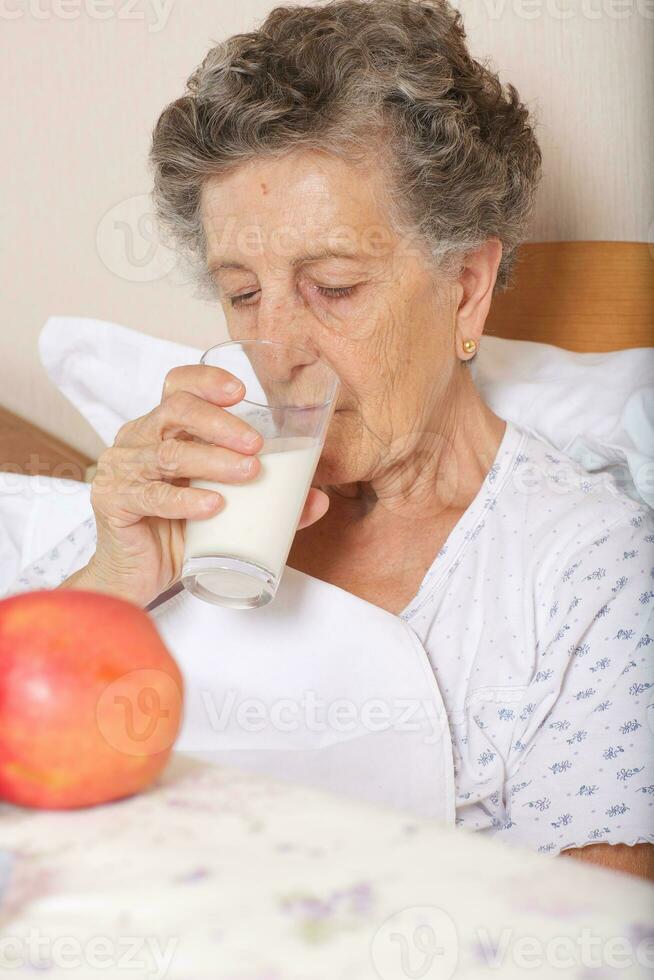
[495,506,654,860]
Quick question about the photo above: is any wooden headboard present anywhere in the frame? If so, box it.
[485,241,653,352]
[0,405,92,482]
[1,241,652,479]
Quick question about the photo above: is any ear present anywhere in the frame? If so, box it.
[453,238,502,361]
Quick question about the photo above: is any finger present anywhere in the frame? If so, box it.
[114,390,264,453]
[94,479,224,525]
[162,364,246,405]
[126,439,261,483]
[297,487,330,530]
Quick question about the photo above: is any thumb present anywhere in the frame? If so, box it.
[297,487,330,530]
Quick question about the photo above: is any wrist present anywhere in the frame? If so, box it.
[57,563,95,592]
[57,558,148,608]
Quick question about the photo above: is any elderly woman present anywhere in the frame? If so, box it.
[51,0,652,876]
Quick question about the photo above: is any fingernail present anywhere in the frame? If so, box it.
[239,457,257,475]
[243,432,262,449]
[224,379,243,396]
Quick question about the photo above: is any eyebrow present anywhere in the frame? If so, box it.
[208,248,363,276]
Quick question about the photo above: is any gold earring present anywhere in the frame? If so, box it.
[462,339,477,355]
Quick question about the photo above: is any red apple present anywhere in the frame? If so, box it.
[0,589,184,809]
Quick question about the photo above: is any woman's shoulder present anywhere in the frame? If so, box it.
[496,419,653,562]
[482,419,654,654]
[502,418,646,519]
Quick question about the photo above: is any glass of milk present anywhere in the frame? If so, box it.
[181,339,340,608]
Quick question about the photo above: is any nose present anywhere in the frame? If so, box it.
[254,290,317,378]
[240,295,319,417]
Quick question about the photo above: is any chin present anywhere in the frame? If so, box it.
[313,453,342,486]
[315,424,358,486]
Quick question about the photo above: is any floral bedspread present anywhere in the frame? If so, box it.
[1,755,652,979]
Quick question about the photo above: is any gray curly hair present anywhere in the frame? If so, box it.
[149,0,542,299]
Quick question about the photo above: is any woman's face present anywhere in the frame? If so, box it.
[201,150,460,489]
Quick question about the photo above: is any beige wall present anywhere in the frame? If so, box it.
[2,0,652,459]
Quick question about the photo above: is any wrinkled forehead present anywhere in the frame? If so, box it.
[199,150,401,267]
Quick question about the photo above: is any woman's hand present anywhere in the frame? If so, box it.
[61,364,330,607]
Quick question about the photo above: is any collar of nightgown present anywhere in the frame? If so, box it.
[150,563,456,824]
[399,417,526,620]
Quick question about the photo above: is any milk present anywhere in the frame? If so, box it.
[183,436,322,580]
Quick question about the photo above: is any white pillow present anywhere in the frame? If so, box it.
[469,335,654,508]
[39,315,654,508]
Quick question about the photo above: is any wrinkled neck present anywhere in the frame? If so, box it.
[323,371,506,527]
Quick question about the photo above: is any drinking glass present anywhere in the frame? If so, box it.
[181,339,340,608]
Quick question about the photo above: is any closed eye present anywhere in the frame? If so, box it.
[230,291,259,308]
[230,285,356,308]
[316,285,355,300]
